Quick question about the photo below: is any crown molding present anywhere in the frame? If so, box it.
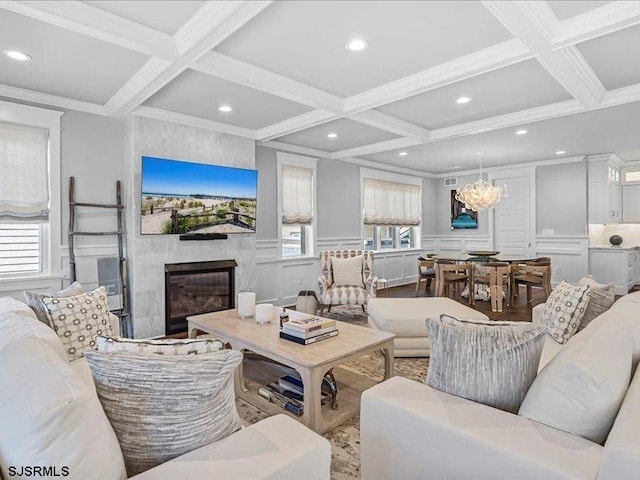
[0,83,106,116]
[552,0,640,49]
[193,52,344,113]
[0,0,178,60]
[348,110,431,140]
[331,137,423,160]
[340,156,435,178]
[258,140,330,159]
[134,105,256,138]
[255,110,337,141]
[104,1,271,117]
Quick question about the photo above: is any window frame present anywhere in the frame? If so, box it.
[276,152,317,259]
[0,100,63,278]
[622,165,640,186]
[360,167,422,253]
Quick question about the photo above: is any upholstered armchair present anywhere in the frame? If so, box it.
[317,250,377,312]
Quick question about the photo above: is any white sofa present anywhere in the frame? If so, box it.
[0,297,331,480]
[360,291,640,479]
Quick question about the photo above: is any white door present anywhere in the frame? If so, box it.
[492,175,534,256]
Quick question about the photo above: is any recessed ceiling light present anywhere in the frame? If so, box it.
[515,129,528,135]
[4,50,31,61]
[345,38,367,51]
[327,132,338,139]
[452,166,461,169]
[218,105,232,113]
[399,151,408,157]
[456,96,471,104]
[556,150,566,155]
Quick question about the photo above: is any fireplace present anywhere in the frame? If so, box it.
[164,260,237,335]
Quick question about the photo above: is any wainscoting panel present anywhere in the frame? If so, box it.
[535,236,588,285]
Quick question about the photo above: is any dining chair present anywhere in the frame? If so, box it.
[510,257,552,305]
[435,259,473,305]
[415,259,436,295]
[474,262,511,312]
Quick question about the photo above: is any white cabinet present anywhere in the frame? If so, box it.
[588,155,622,224]
[589,248,634,295]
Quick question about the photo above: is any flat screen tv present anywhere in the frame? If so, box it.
[141,156,258,235]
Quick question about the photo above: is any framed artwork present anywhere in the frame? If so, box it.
[451,190,478,229]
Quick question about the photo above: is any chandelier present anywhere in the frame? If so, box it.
[455,154,505,211]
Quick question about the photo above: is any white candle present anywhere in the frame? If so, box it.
[237,292,256,319]
[255,303,274,325]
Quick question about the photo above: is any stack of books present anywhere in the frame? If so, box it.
[279,316,338,345]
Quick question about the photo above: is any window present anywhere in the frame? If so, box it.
[0,101,62,277]
[278,153,317,257]
[624,168,640,185]
[362,170,421,251]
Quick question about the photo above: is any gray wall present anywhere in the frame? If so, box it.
[435,173,489,235]
[255,146,278,240]
[536,160,588,236]
[422,177,437,235]
[317,158,361,239]
[60,111,125,246]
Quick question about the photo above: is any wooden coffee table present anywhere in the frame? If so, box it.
[187,309,395,434]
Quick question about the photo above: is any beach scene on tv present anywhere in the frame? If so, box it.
[141,157,258,235]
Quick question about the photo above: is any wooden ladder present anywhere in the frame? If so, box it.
[68,177,132,337]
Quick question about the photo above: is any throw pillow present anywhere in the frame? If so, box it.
[23,281,86,326]
[538,281,591,344]
[577,275,615,331]
[96,335,224,354]
[43,286,114,361]
[331,255,364,287]
[519,314,633,444]
[426,315,547,413]
[0,339,127,480]
[85,349,243,476]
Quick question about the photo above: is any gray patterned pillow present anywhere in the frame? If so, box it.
[577,275,615,331]
[85,349,243,476]
[426,315,547,413]
[24,281,86,326]
[539,281,591,344]
[96,335,224,354]
[43,286,114,360]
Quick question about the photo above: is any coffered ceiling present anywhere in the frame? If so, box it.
[1,0,640,174]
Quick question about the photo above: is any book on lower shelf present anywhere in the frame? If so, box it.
[279,329,339,345]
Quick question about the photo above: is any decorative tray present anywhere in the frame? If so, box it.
[466,251,500,257]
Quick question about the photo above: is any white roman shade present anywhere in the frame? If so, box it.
[363,178,420,226]
[0,122,49,222]
[281,164,313,224]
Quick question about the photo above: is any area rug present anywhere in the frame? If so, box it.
[235,305,429,480]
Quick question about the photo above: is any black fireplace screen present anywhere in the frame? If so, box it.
[164,260,236,335]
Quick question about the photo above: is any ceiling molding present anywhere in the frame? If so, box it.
[193,52,344,113]
[104,1,272,116]
[257,140,331,159]
[340,156,435,178]
[331,137,424,160]
[0,83,106,115]
[602,83,640,107]
[0,0,178,60]
[552,1,640,49]
[348,110,431,140]
[255,110,338,141]
[344,39,533,114]
[434,155,586,177]
[134,105,257,138]
[483,0,604,108]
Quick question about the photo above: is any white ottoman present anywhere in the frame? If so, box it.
[367,297,489,357]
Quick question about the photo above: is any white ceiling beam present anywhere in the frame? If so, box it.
[483,1,605,108]
[192,52,344,113]
[255,110,338,141]
[331,137,424,160]
[601,83,640,108]
[347,110,431,140]
[552,1,640,49]
[344,39,533,113]
[0,83,106,115]
[0,0,177,60]
[134,105,256,138]
[257,141,331,159]
[104,1,272,117]
[340,156,435,178]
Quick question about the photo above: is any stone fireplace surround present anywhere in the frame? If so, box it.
[124,116,256,339]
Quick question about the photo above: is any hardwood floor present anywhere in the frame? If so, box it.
[378,281,547,322]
